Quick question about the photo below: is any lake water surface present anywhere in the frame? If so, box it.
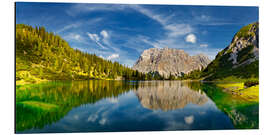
[16,80,258,133]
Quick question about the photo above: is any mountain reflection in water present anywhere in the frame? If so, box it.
[135,81,208,111]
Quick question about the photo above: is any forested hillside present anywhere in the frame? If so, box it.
[16,24,163,84]
[201,22,259,81]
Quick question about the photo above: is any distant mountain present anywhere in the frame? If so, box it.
[132,47,211,78]
[202,22,259,80]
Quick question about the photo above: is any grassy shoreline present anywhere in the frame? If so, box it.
[16,77,118,86]
[215,82,259,102]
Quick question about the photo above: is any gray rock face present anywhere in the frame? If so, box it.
[132,48,211,77]
[224,22,259,68]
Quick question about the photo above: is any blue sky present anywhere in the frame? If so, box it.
[16,2,258,67]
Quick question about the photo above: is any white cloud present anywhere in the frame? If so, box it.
[64,33,83,41]
[96,42,107,49]
[132,5,193,39]
[140,36,161,49]
[139,34,190,49]
[74,34,81,40]
[184,115,194,125]
[56,23,81,33]
[165,24,193,37]
[66,4,127,16]
[100,30,109,38]
[100,30,110,45]
[86,30,115,50]
[107,53,119,60]
[86,32,107,49]
[87,33,100,42]
[130,5,168,25]
[200,15,211,21]
[185,34,197,44]
[194,14,211,22]
[57,18,103,34]
[130,5,195,49]
[63,33,90,45]
[200,44,208,47]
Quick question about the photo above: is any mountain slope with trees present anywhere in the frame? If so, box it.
[201,22,259,81]
[16,24,163,84]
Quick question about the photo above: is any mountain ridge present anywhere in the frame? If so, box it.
[132,47,211,78]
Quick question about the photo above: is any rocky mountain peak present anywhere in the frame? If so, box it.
[133,48,211,77]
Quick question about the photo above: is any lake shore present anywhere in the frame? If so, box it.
[215,82,259,102]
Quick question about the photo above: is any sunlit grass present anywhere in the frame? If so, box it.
[17,101,59,112]
[215,76,258,83]
[16,70,48,85]
[216,82,259,102]
[216,82,244,91]
[241,85,259,102]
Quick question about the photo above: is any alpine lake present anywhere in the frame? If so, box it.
[16,80,258,133]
